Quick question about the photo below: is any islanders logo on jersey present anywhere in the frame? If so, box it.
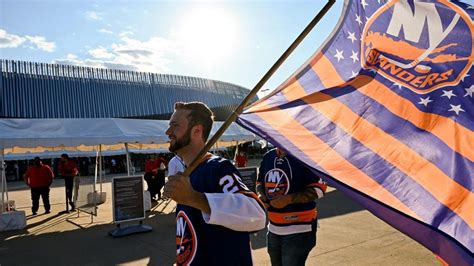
[176,211,197,265]
[361,0,473,94]
[264,168,290,199]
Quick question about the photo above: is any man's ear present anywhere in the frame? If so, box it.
[192,124,204,139]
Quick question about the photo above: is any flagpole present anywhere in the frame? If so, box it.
[184,0,336,175]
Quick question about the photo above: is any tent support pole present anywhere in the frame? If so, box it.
[233,141,239,162]
[90,148,97,216]
[1,148,5,214]
[99,145,103,193]
[94,147,99,210]
[125,143,131,176]
[94,149,99,187]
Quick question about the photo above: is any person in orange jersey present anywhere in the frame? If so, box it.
[257,147,327,266]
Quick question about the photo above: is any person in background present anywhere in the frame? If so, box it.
[164,101,266,265]
[257,147,327,266]
[167,154,185,176]
[165,154,185,202]
[24,157,54,215]
[80,157,90,176]
[110,158,117,173]
[58,153,79,212]
[235,150,248,168]
[156,154,168,200]
[144,155,160,201]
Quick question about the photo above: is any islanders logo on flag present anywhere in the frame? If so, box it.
[361,0,473,94]
[176,211,197,265]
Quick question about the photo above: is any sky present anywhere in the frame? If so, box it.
[0,0,344,97]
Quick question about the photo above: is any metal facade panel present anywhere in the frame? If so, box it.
[0,59,255,120]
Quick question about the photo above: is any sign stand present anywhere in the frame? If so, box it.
[109,220,152,238]
[108,175,151,238]
[238,167,258,193]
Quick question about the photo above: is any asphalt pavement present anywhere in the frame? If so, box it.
[0,170,438,266]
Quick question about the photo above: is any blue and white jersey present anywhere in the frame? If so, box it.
[176,155,266,266]
[258,149,327,235]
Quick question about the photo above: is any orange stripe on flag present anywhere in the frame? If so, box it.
[311,52,345,88]
[350,75,474,162]
[253,103,421,220]
[245,96,278,114]
[244,76,300,114]
[302,92,474,229]
[246,52,343,113]
[311,55,474,163]
[281,79,307,102]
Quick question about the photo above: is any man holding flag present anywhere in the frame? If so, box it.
[163,102,266,265]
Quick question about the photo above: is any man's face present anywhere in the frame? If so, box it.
[166,109,193,153]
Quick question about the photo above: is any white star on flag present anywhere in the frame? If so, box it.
[418,96,433,107]
[355,14,363,25]
[351,71,358,78]
[347,32,357,43]
[441,90,456,99]
[361,0,368,9]
[464,85,474,98]
[392,82,403,89]
[448,104,465,115]
[461,72,470,82]
[334,49,344,62]
[350,50,359,63]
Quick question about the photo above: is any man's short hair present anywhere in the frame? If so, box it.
[174,102,214,141]
[61,153,69,159]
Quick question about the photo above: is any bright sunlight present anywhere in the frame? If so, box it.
[177,6,239,67]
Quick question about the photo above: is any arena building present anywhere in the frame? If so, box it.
[0,59,254,121]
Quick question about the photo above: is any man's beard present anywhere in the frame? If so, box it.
[169,127,192,153]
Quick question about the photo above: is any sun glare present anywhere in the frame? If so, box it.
[178,7,239,67]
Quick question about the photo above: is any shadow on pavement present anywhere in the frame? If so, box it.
[251,189,365,251]
[0,211,176,265]
[1,186,366,265]
[318,189,364,219]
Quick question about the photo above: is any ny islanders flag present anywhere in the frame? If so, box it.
[237,0,473,265]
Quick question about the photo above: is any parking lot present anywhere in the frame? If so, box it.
[1,170,437,266]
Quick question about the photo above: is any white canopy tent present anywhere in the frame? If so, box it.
[0,118,255,156]
[0,118,257,214]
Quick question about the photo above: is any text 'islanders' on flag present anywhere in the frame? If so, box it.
[237,0,473,265]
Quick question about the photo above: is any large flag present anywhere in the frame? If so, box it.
[237,0,473,265]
